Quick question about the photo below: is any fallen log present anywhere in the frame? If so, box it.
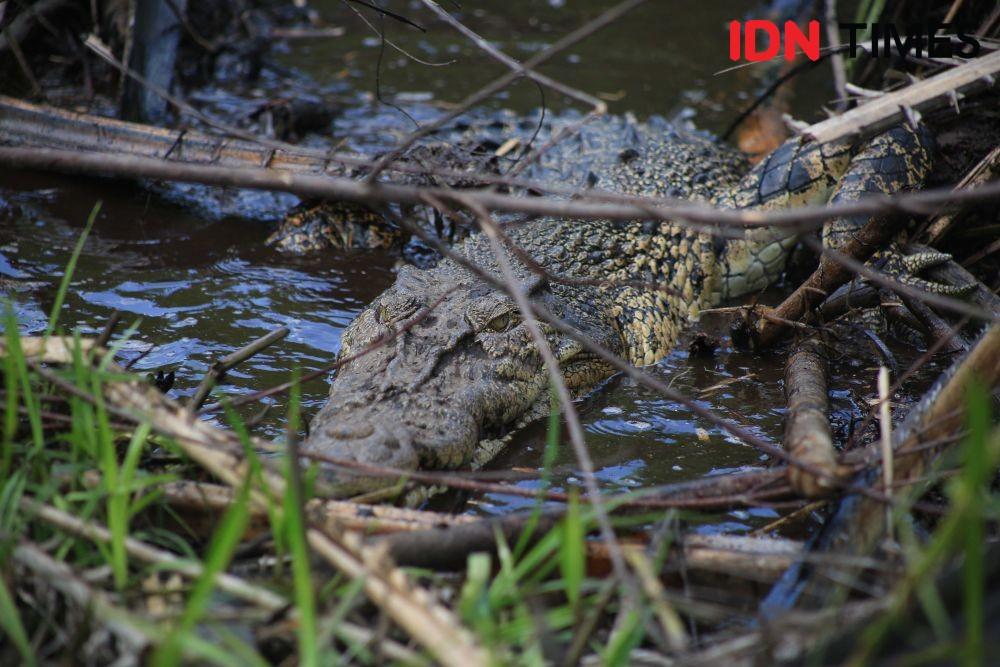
[782,335,848,497]
[805,48,1000,146]
[0,93,343,174]
[157,479,477,535]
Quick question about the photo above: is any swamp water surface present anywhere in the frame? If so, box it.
[3,1,893,523]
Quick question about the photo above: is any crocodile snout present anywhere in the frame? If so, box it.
[301,386,481,495]
[310,417,420,473]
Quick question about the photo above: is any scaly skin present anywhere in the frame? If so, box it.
[302,120,937,493]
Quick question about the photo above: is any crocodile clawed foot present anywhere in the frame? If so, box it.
[876,244,977,297]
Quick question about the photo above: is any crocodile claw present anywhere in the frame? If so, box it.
[900,250,951,274]
[877,244,976,297]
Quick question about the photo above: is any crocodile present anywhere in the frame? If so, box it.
[267,126,517,254]
[300,117,952,493]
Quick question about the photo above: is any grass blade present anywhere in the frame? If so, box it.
[44,200,101,338]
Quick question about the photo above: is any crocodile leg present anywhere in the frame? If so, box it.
[823,125,972,296]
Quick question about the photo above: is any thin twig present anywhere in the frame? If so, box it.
[189,326,289,409]
[6,145,1000,243]
[364,0,646,182]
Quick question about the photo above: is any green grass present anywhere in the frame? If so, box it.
[44,201,100,339]
[2,207,999,666]
[282,370,319,667]
[849,387,998,666]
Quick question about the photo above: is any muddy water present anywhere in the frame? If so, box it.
[3,2,853,521]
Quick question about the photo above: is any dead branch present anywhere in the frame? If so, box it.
[7,131,1000,236]
[897,290,970,353]
[783,335,847,497]
[737,210,906,350]
[470,199,635,601]
[189,326,288,409]
[806,49,1000,145]
[20,497,287,611]
[364,0,645,181]
[19,497,424,663]
[0,0,67,53]
[374,469,789,568]
[920,145,1000,244]
[11,541,150,655]
[816,280,880,320]
[159,479,477,534]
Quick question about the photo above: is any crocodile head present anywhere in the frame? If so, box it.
[301,258,618,493]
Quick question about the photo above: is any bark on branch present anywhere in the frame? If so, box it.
[783,336,848,497]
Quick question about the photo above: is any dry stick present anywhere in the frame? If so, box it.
[189,326,289,409]
[19,497,286,610]
[299,437,790,507]
[376,469,791,569]
[783,335,845,497]
[0,93,607,205]
[342,0,453,67]
[94,310,122,349]
[160,479,477,534]
[920,145,1000,245]
[843,318,971,452]
[1,26,41,97]
[805,48,1000,145]
[507,106,603,177]
[746,210,906,349]
[876,366,894,543]
[82,34,346,162]
[670,599,891,667]
[623,546,690,652]
[897,290,970,353]
[417,0,605,109]
[472,200,635,601]
[824,0,849,113]
[11,540,150,654]
[816,280,880,320]
[18,498,424,664]
[416,0,608,178]
[364,0,646,182]
[7,144,1000,238]
[0,0,67,53]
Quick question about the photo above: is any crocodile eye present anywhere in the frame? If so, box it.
[377,295,420,325]
[485,311,518,333]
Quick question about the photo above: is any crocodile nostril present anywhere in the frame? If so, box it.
[324,422,375,439]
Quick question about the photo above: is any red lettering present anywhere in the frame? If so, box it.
[745,20,780,61]
[784,20,820,61]
[729,21,742,61]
